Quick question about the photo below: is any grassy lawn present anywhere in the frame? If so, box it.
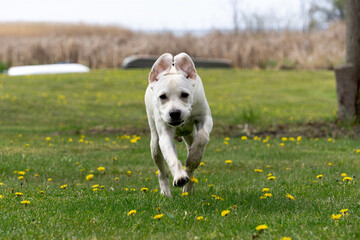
[1,69,359,239]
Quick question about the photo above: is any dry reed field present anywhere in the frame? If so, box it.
[0,22,345,69]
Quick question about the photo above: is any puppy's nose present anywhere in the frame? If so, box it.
[169,109,181,121]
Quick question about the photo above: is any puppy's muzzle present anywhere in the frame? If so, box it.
[169,109,183,126]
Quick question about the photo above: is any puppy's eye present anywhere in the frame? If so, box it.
[159,94,167,100]
[181,92,189,98]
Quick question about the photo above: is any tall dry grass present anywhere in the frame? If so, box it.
[0,22,345,69]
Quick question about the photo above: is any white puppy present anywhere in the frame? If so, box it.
[145,53,213,197]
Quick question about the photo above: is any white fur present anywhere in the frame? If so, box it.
[145,53,213,197]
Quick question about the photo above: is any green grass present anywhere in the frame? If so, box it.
[1,69,358,239]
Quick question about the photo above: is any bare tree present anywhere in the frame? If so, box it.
[230,0,240,34]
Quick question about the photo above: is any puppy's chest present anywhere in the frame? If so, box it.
[175,120,196,137]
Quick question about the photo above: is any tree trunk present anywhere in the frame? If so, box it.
[335,0,360,120]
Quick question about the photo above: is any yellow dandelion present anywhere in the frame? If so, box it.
[264,193,273,198]
[21,200,30,205]
[18,171,26,175]
[68,138,73,142]
[328,163,332,166]
[92,188,99,192]
[46,137,51,141]
[18,176,24,180]
[225,160,232,164]
[79,139,84,143]
[208,184,215,188]
[254,169,263,173]
[223,141,229,145]
[47,178,52,182]
[190,177,198,183]
[199,162,205,166]
[105,137,110,141]
[86,174,94,181]
[127,171,132,176]
[0,182,3,186]
[97,167,105,172]
[196,216,204,221]
[279,143,285,147]
[331,214,341,220]
[316,174,323,179]
[328,138,332,142]
[356,149,360,154]
[286,193,295,201]
[39,191,45,194]
[262,188,270,192]
[282,237,292,240]
[113,157,117,161]
[256,224,268,231]
[241,136,248,140]
[268,176,276,181]
[289,137,295,141]
[281,137,288,141]
[297,136,302,141]
[25,144,29,147]
[343,177,352,182]
[224,137,230,141]
[114,177,119,181]
[127,210,136,216]
[221,210,230,216]
[141,187,149,192]
[15,192,23,196]
[341,173,347,177]
[340,209,348,216]
[60,184,67,189]
[92,184,99,188]
[153,214,164,219]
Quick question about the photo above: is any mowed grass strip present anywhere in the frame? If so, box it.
[0,69,337,135]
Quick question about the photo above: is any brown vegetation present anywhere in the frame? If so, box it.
[0,22,345,69]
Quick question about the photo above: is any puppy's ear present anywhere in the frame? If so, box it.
[174,53,197,80]
[148,53,173,83]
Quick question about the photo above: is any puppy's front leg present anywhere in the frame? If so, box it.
[184,115,213,193]
[157,125,189,188]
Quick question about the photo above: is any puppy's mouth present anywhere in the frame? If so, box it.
[168,121,184,127]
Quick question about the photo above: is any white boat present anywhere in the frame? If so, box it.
[7,63,90,76]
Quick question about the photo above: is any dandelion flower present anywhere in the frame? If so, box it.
[254,169,263,173]
[196,216,204,221]
[39,191,45,194]
[282,237,292,240]
[223,141,229,145]
[60,184,67,189]
[262,188,270,192]
[21,200,30,205]
[92,184,99,188]
[340,209,348,216]
[86,174,94,181]
[224,137,230,141]
[127,171,132,176]
[279,143,285,147]
[241,136,247,140]
[328,163,332,166]
[182,192,189,196]
[268,176,276,181]
[18,176,24,180]
[286,193,295,201]
[225,160,232,164]
[153,214,164,219]
[190,177,198,183]
[343,177,352,182]
[331,214,341,220]
[208,184,215,188]
[127,210,136,216]
[25,144,29,147]
[68,138,73,142]
[97,167,105,172]
[221,210,230,216]
[113,157,117,161]
[114,177,119,181]
[255,224,268,231]
[316,174,323,179]
[141,188,149,192]
[46,137,51,141]
[0,195,3,198]
[281,137,288,141]
[15,192,23,196]
[18,171,26,175]
[0,182,3,186]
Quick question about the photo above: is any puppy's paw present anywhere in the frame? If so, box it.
[173,174,189,188]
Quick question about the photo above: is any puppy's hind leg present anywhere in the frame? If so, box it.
[150,132,172,197]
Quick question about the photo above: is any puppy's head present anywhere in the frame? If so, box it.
[148,53,197,127]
